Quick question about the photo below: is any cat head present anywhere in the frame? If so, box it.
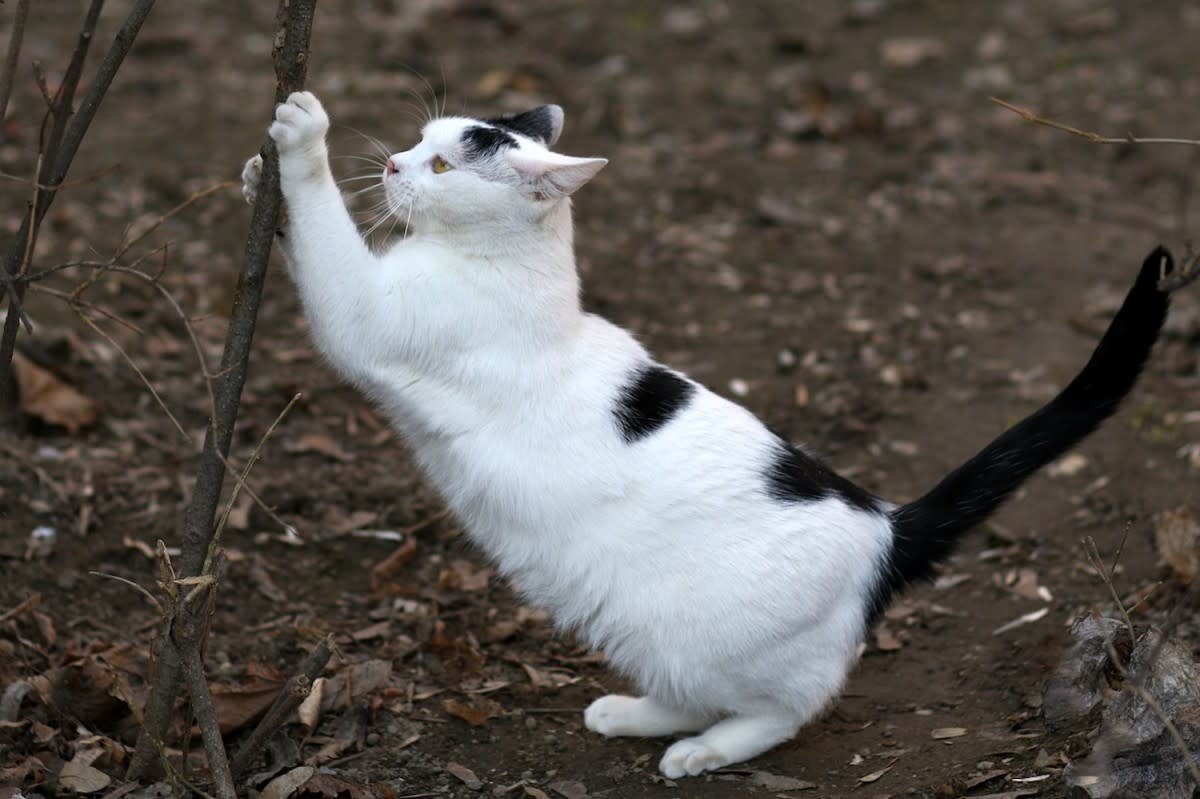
[382,105,607,234]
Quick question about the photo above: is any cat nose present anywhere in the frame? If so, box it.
[385,159,398,175]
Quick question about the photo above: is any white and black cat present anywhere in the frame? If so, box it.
[242,92,1173,778]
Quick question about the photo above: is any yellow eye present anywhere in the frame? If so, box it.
[432,155,452,174]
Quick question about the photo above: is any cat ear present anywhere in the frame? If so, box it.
[489,105,564,146]
[508,148,607,198]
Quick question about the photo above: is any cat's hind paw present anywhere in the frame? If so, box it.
[241,154,263,206]
[269,91,330,157]
[659,738,728,779]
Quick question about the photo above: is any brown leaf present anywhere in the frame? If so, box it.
[748,772,816,791]
[295,772,393,799]
[11,352,98,433]
[874,624,903,651]
[930,727,967,739]
[443,696,504,727]
[1154,506,1199,582]
[438,559,493,593]
[858,760,897,784]
[210,673,285,734]
[370,537,418,594]
[57,759,111,794]
[523,789,552,799]
[320,659,393,713]
[285,433,355,462]
[446,762,483,790]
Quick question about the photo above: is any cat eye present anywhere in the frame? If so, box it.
[431,155,453,174]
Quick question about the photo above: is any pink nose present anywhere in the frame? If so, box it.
[385,159,398,175]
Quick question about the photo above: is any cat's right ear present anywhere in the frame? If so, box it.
[508,148,607,198]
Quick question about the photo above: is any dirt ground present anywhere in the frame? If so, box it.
[2,1,1200,797]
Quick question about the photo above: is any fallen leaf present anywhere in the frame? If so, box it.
[320,660,392,713]
[261,766,316,799]
[58,759,111,793]
[931,727,967,739]
[443,696,504,727]
[438,559,493,593]
[446,762,483,790]
[523,789,552,799]
[1154,506,1199,582]
[285,433,355,462]
[858,760,896,784]
[993,607,1049,635]
[748,771,816,791]
[1047,453,1089,478]
[297,677,325,731]
[210,670,286,734]
[547,781,588,799]
[11,351,98,433]
[874,624,903,651]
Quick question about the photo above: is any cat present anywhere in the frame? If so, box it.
[241,91,1174,778]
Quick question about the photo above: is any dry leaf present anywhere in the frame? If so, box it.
[211,675,284,734]
[748,771,816,791]
[297,677,325,732]
[285,433,355,462]
[261,766,316,799]
[992,607,1049,635]
[58,759,111,793]
[446,762,483,790]
[1154,506,1199,582]
[443,696,504,727]
[11,351,98,433]
[874,624,903,651]
[858,760,896,784]
[930,727,967,739]
[320,660,392,713]
[438,559,493,593]
[1047,453,1089,478]
[523,789,552,799]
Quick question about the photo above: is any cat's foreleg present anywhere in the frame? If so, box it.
[658,713,802,778]
[584,695,710,738]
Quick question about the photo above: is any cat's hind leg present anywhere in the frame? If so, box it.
[658,712,801,778]
[584,695,709,738]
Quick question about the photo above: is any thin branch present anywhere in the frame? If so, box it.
[230,636,334,778]
[991,97,1200,147]
[1,0,158,414]
[174,595,237,799]
[0,0,32,144]
[127,0,319,780]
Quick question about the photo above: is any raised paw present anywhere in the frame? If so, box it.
[241,154,263,205]
[268,91,330,157]
[659,737,728,779]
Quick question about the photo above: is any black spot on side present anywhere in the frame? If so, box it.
[614,365,696,443]
[487,106,557,143]
[764,439,880,514]
[462,125,517,159]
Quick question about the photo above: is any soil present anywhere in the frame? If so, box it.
[2,1,1200,798]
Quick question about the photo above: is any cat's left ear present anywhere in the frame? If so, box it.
[508,148,607,198]
[492,105,564,146]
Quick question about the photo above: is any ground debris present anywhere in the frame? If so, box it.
[1045,616,1200,797]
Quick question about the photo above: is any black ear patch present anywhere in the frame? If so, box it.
[487,105,562,145]
[462,125,518,159]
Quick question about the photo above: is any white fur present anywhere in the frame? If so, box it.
[245,92,895,777]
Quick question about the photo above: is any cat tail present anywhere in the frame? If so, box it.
[875,246,1174,616]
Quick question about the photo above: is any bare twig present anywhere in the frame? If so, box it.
[127,0,319,781]
[1,0,158,414]
[992,97,1200,147]
[174,589,237,799]
[0,0,32,143]
[230,635,334,777]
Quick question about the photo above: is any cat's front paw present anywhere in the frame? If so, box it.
[241,154,263,205]
[269,91,330,160]
[659,738,728,779]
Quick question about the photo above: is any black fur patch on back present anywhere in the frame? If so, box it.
[487,107,557,144]
[614,365,696,443]
[764,438,880,513]
[462,125,517,159]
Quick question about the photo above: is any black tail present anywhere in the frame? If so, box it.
[875,246,1173,615]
